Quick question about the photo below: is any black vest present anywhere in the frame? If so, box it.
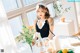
[36,20,49,38]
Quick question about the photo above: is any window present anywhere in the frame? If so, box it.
[2,0,55,51]
[27,10,37,26]
[2,0,55,39]
[23,0,43,6]
[8,16,23,38]
[2,0,20,12]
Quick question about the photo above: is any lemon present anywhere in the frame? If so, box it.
[62,49,68,53]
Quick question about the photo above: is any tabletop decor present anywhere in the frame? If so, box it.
[57,49,74,53]
[20,25,36,52]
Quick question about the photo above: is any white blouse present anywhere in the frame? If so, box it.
[37,19,46,29]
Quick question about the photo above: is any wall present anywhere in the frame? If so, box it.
[75,3,80,27]
[61,0,79,33]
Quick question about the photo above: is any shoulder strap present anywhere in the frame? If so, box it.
[49,30,55,37]
[46,19,55,37]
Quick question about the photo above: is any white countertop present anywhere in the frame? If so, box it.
[16,36,80,53]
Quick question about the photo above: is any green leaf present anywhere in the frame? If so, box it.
[20,25,35,45]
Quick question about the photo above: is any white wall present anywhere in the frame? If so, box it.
[75,3,80,27]
[61,0,79,33]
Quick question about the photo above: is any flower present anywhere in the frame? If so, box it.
[20,25,35,45]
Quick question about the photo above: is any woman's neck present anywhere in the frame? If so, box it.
[40,16,45,20]
[40,19,46,21]
[40,17,46,20]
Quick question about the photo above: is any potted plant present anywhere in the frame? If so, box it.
[53,0,71,17]
[20,25,36,52]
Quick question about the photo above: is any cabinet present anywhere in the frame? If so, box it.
[54,20,75,36]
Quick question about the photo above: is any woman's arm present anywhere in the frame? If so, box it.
[48,17,54,39]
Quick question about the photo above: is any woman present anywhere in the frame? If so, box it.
[34,3,54,40]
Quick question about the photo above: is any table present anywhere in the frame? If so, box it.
[16,36,80,53]
[58,36,80,53]
[32,36,80,53]
[32,36,62,53]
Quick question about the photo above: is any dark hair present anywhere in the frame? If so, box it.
[38,5,50,19]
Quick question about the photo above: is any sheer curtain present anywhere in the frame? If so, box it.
[0,0,17,53]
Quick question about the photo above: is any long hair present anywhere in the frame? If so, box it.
[36,4,50,19]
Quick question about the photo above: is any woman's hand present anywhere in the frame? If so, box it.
[33,32,41,40]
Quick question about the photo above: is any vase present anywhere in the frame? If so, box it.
[30,44,33,53]
[60,17,65,22]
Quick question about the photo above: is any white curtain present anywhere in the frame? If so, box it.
[0,0,17,53]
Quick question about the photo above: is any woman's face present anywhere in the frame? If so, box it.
[37,8,46,19]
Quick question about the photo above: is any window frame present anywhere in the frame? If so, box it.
[7,0,54,19]
[6,0,54,37]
